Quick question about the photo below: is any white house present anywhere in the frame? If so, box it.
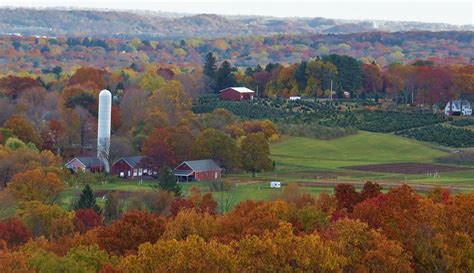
[444,100,472,116]
[289,96,301,101]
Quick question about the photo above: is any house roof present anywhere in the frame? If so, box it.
[173,169,194,176]
[219,87,255,94]
[66,156,101,168]
[175,159,221,172]
[118,156,145,168]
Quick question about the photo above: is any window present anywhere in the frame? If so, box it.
[128,170,131,177]
[133,169,137,176]
[215,172,218,179]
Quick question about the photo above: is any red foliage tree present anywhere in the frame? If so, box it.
[0,218,32,248]
[334,184,361,212]
[73,209,102,233]
[198,193,218,215]
[68,67,109,90]
[96,211,165,256]
[140,128,177,172]
[0,75,43,99]
[360,181,382,201]
[170,198,196,217]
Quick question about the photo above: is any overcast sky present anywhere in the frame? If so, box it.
[2,1,473,25]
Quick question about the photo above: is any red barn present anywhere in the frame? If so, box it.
[111,156,150,179]
[173,159,222,182]
[219,87,255,101]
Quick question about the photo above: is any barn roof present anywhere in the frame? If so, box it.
[118,156,145,168]
[219,87,255,94]
[175,159,221,172]
[66,156,101,167]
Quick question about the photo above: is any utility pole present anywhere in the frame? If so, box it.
[330,80,333,100]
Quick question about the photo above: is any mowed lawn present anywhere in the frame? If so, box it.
[265,132,474,190]
[271,132,447,170]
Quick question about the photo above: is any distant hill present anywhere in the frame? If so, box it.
[0,8,472,39]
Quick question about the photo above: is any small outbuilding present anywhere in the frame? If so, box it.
[65,157,104,173]
[219,87,255,101]
[444,100,472,116]
[111,156,150,178]
[173,159,222,182]
[270,181,281,188]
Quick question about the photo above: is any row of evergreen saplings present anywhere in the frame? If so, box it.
[396,125,474,147]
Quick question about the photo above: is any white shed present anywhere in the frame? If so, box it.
[270,181,281,188]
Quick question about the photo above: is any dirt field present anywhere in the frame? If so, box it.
[344,163,470,174]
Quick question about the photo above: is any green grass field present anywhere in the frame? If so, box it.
[61,132,474,210]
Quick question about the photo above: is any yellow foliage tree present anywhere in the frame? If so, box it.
[7,168,64,204]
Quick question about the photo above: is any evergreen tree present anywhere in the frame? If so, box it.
[203,52,217,79]
[158,167,182,197]
[73,184,101,213]
[103,190,120,224]
[215,60,237,91]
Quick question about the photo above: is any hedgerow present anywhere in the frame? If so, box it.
[396,125,474,147]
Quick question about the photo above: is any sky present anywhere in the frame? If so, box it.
[1,0,473,25]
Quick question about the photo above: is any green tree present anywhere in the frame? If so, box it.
[240,133,273,177]
[73,184,100,213]
[203,52,217,79]
[191,128,239,170]
[322,54,363,96]
[157,167,182,197]
[215,60,237,92]
[305,59,338,96]
[103,190,121,224]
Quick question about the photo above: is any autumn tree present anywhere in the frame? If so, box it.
[327,219,412,272]
[96,210,165,256]
[0,218,32,248]
[4,115,42,148]
[362,62,383,93]
[148,80,192,125]
[140,128,177,173]
[73,209,102,234]
[334,183,360,212]
[18,201,74,239]
[68,67,109,90]
[305,59,338,97]
[234,223,344,272]
[240,133,272,176]
[7,168,64,204]
[119,236,236,272]
[191,128,239,170]
[360,181,382,201]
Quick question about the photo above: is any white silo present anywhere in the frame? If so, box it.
[97,89,112,173]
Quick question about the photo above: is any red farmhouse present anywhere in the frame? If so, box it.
[173,159,222,182]
[65,157,104,173]
[219,87,255,101]
[111,156,150,179]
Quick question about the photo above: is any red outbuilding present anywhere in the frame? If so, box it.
[219,87,255,101]
[173,159,222,182]
[111,156,150,179]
